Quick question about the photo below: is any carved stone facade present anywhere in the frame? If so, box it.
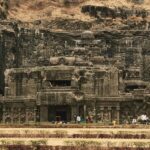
[0,9,150,124]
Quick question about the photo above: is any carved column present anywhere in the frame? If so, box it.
[18,108,21,124]
[16,75,22,96]
[71,105,77,122]
[25,108,29,123]
[116,106,120,124]
[34,107,37,122]
[11,107,13,124]
[83,104,87,120]
[100,106,104,122]
[94,102,98,123]
[22,77,27,96]
[108,106,112,122]
[37,80,41,92]
[2,105,5,123]
[40,106,48,122]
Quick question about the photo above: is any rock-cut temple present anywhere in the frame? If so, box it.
[0,15,150,124]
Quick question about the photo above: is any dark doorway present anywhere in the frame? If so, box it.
[49,80,71,87]
[125,85,146,92]
[48,105,71,122]
[56,111,67,122]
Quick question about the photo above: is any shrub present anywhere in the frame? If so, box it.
[30,139,48,147]
[53,130,68,138]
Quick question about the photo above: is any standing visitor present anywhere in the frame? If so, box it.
[86,116,89,123]
[132,118,137,124]
[74,114,77,123]
[76,115,81,124]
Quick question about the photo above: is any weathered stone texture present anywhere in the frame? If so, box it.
[0,2,150,124]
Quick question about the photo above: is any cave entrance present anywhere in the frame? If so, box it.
[48,105,71,123]
[56,111,67,122]
[49,80,71,87]
[125,85,146,92]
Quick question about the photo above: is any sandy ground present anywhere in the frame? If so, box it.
[0,128,149,146]
[0,138,149,146]
[0,128,150,134]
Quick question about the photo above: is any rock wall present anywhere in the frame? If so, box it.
[0,0,150,123]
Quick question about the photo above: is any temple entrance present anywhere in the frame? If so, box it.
[48,105,71,122]
[56,111,67,122]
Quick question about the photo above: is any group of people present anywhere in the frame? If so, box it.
[86,115,94,123]
[132,114,150,125]
[74,115,94,124]
[137,114,150,124]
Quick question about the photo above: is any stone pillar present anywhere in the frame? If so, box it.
[26,108,29,123]
[11,107,13,124]
[83,104,86,120]
[71,105,77,122]
[100,106,104,122]
[22,78,27,96]
[18,108,21,124]
[116,106,120,124]
[94,102,97,123]
[37,81,41,92]
[40,106,48,122]
[108,106,112,122]
[34,107,37,122]
[2,105,5,123]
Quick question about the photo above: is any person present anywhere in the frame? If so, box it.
[141,114,148,124]
[76,115,81,124]
[86,116,89,123]
[74,114,77,123]
[112,120,116,126]
[89,115,93,123]
[132,118,137,124]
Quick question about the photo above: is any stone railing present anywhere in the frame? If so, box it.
[37,88,83,105]
[3,95,36,101]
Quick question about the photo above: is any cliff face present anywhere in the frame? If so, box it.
[0,0,149,21]
[0,0,149,30]
[0,0,149,84]
[0,0,150,95]
[0,0,150,123]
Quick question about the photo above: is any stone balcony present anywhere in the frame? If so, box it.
[2,95,36,102]
[37,88,82,105]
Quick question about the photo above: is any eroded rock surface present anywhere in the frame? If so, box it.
[0,0,150,124]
